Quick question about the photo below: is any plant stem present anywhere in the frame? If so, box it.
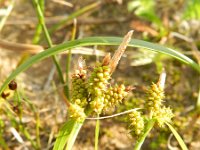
[33,0,65,84]
[49,2,101,33]
[95,114,100,150]
[23,94,41,149]
[196,87,200,109]
[15,90,22,122]
[36,112,41,149]
[134,119,155,150]
[65,19,77,100]
[32,0,44,44]
[196,62,200,109]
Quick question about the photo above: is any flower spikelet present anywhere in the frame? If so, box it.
[103,84,129,112]
[155,106,174,127]
[147,83,165,115]
[128,111,144,136]
[71,68,88,107]
[68,103,86,122]
[146,81,174,127]
[88,62,111,114]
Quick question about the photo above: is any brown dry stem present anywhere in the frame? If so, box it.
[109,30,133,75]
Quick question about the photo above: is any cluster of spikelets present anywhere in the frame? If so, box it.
[88,62,111,114]
[127,76,174,138]
[68,56,130,122]
[146,82,174,127]
[71,67,88,108]
[103,84,129,112]
[128,111,144,137]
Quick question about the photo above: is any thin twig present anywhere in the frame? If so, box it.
[86,108,141,120]
[0,39,43,53]
[51,0,73,7]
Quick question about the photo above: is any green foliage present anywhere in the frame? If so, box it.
[53,120,76,150]
[1,35,197,150]
[128,0,161,25]
[150,132,167,149]
[1,1,199,149]
[183,0,200,20]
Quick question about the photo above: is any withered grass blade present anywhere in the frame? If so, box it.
[0,39,44,54]
[109,30,133,74]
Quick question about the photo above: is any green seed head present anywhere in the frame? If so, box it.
[68,103,86,122]
[102,84,129,113]
[156,106,174,127]
[146,83,164,115]
[146,82,174,127]
[88,62,111,114]
[90,97,104,114]
[128,111,144,137]
[71,67,88,107]
[97,73,104,79]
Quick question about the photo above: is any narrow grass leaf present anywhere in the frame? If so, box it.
[1,37,200,94]
[53,120,75,150]
[66,121,84,150]
[165,122,188,150]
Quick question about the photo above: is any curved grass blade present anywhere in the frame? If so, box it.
[1,36,200,94]
[53,120,75,150]
[165,122,188,150]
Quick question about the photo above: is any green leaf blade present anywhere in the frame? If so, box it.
[66,121,83,150]
[165,122,188,150]
[1,37,200,95]
[53,120,75,150]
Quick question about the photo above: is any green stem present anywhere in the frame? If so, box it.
[49,1,101,33]
[23,95,41,149]
[65,19,77,100]
[15,90,22,122]
[36,112,41,149]
[32,0,45,44]
[6,107,38,149]
[196,63,200,109]
[196,87,200,109]
[95,114,100,150]
[134,119,155,150]
[33,0,65,84]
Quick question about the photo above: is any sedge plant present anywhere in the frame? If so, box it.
[0,29,199,149]
[1,1,200,149]
[53,31,188,150]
